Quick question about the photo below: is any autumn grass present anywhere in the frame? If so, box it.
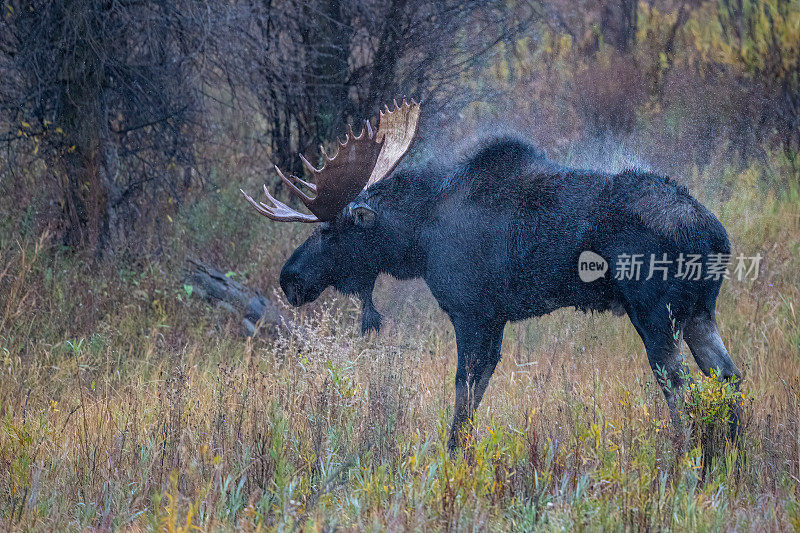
[1,158,799,531]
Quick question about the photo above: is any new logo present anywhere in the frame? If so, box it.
[578,251,608,282]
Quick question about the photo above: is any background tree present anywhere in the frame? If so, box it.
[0,0,207,256]
[0,0,527,255]
[213,0,528,174]
[1,0,798,256]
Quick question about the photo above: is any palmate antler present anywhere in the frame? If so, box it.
[242,99,421,223]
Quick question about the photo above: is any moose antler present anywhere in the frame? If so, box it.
[368,99,422,187]
[242,99,421,223]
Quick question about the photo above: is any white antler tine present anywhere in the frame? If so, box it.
[261,184,281,207]
[240,189,268,215]
[299,154,319,175]
[275,165,314,206]
[262,184,293,212]
[249,184,319,223]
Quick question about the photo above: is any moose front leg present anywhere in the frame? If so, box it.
[448,317,505,451]
[626,302,690,449]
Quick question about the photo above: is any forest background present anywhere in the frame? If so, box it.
[1,0,800,530]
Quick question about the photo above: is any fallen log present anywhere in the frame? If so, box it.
[183,258,289,336]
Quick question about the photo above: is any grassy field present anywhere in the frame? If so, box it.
[1,154,800,531]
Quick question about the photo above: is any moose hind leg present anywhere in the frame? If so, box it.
[649,333,689,448]
[627,306,689,448]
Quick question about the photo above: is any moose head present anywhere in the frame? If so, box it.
[241,100,421,333]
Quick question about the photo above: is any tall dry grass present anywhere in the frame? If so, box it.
[0,155,799,531]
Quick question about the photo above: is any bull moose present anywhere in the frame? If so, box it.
[241,100,741,449]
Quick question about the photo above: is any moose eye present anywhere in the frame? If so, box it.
[350,205,377,228]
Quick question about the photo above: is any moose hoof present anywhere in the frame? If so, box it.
[361,307,382,335]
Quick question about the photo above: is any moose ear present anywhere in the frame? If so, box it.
[349,203,377,228]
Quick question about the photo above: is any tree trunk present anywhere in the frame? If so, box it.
[364,0,407,118]
[56,0,120,258]
[308,0,353,147]
[60,124,121,257]
[601,0,638,53]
